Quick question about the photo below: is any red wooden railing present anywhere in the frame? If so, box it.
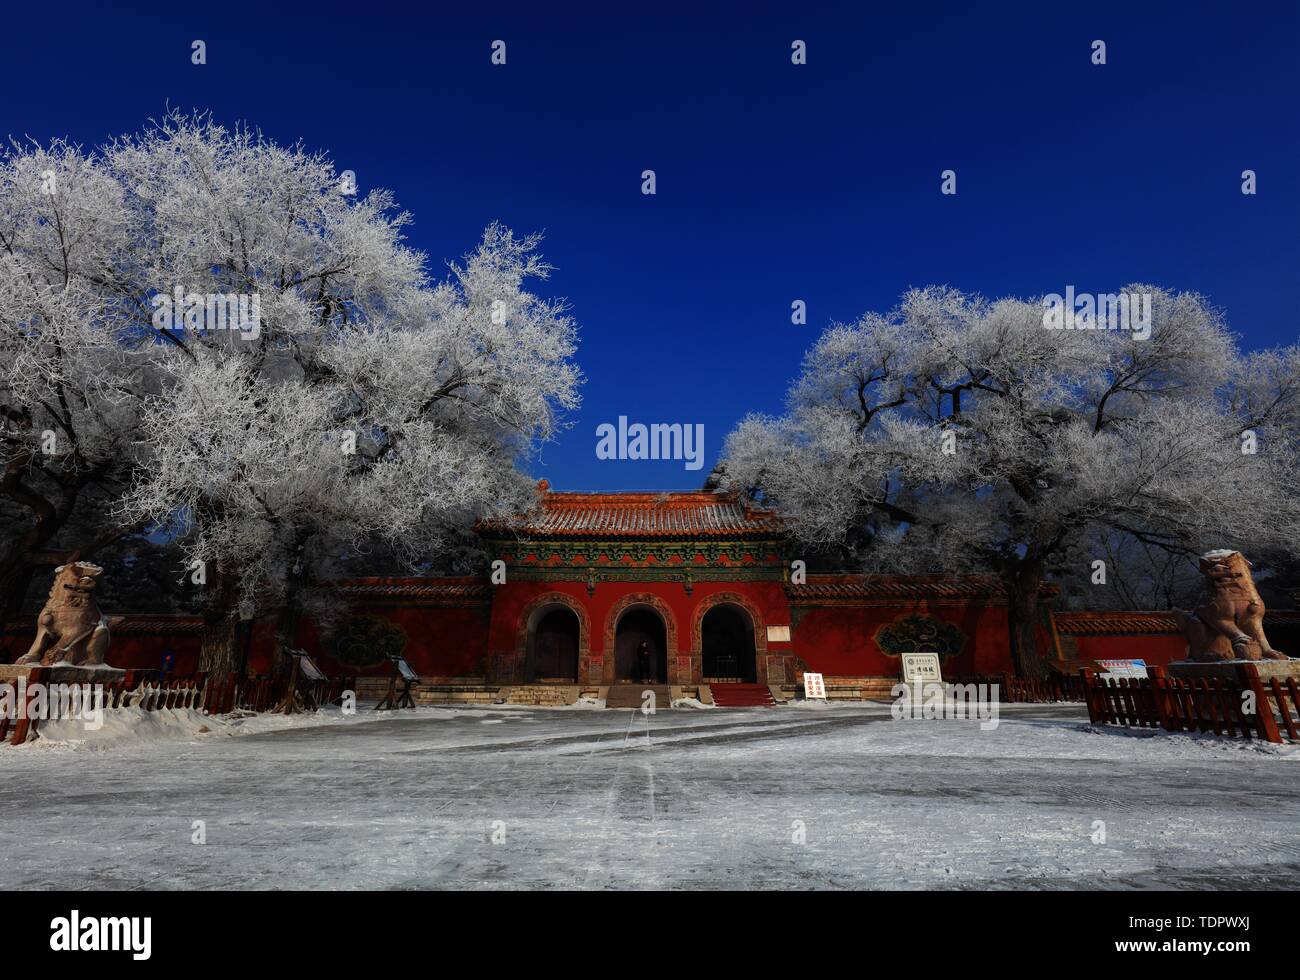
[1080,664,1297,744]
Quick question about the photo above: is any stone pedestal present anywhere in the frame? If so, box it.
[1166,659,1300,683]
[1165,658,1300,744]
[0,663,125,686]
[1,663,127,745]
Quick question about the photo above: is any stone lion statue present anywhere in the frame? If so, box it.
[1176,550,1288,662]
[14,562,113,667]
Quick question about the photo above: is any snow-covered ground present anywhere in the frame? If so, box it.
[1,701,1296,889]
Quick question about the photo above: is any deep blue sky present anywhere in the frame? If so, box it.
[9,2,1297,490]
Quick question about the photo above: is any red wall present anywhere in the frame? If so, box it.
[1,576,1078,682]
[1066,633,1186,667]
[1,595,493,681]
[243,603,492,679]
[1,625,203,673]
[111,632,202,673]
[0,587,1018,680]
[792,601,1016,676]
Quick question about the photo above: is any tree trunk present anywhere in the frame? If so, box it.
[267,583,306,713]
[1005,565,1050,679]
[267,535,315,713]
[270,535,311,678]
[199,608,245,680]
[198,565,245,679]
[271,599,301,677]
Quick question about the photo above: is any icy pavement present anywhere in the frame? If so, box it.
[2,702,1297,890]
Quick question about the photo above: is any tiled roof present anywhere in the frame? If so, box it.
[1054,609,1300,635]
[3,616,203,634]
[112,617,204,633]
[481,490,784,539]
[788,576,1059,601]
[1053,611,1181,635]
[336,578,492,601]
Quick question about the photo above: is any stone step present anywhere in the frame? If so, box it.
[605,684,673,709]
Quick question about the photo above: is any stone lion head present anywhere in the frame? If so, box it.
[50,562,104,602]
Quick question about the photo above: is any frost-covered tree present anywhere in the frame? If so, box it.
[2,112,582,678]
[724,286,1300,676]
[0,137,153,632]
[103,114,581,676]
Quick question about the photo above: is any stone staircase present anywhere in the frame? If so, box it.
[605,684,673,709]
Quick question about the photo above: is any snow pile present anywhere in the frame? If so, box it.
[25,707,218,750]
[786,697,839,709]
[671,697,714,709]
[6,703,462,753]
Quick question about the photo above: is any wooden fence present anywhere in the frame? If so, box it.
[947,672,1087,704]
[1081,664,1300,744]
[1,668,356,746]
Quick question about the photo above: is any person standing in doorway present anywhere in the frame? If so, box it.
[637,639,652,684]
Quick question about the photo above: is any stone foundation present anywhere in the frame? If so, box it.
[821,675,899,701]
[1166,659,1300,683]
[352,676,504,705]
[346,673,906,707]
[503,685,579,706]
[0,663,125,687]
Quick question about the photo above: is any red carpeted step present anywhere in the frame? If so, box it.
[709,683,776,707]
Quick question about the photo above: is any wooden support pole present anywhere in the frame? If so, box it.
[1268,678,1297,740]
[11,666,49,745]
[1236,663,1282,744]
[1148,666,1175,731]
[1079,668,1100,724]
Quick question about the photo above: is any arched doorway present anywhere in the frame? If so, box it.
[614,607,667,683]
[701,604,757,683]
[526,606,580,682]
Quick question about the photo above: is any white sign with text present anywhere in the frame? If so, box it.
[1095,659,1147,679]
[901,652,943,684]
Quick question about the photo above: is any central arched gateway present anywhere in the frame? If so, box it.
[701,604,758,682]
[613,606,668,683]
